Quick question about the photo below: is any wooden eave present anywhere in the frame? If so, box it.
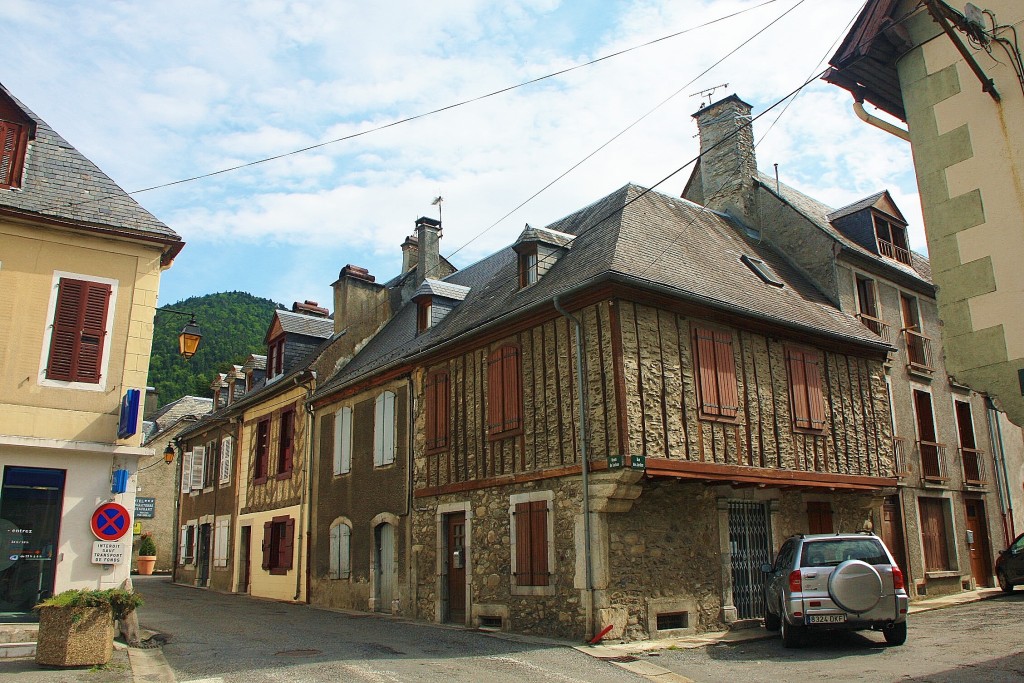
[645,458,897,492]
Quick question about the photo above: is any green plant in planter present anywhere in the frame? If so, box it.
[35,588,144,667]
[136,533,157,557]
[36,588,144,621]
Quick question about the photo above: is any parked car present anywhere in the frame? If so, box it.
[996,532,1024,593]
[762,533,909,648]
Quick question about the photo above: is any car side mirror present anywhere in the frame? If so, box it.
[761,563,773,573]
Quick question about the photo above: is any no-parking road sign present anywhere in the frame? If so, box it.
[91,502,131,541]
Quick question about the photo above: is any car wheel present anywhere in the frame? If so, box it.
[998,570,1014,593]
[884,621,907,646]
[764,605,780,632]
[781,615,804,648]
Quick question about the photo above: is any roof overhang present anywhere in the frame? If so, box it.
[645,457,898,492]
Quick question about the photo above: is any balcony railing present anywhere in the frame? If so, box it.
[878,238,913,266]
[960,447,987,486]
[857,313,891,342]
[902,327,933,374]
[893,436,909,478]
[919,440,948,483]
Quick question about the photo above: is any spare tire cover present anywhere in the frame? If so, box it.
[828,559,883,613]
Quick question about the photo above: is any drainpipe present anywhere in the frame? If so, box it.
[852,97,910,141]
[552,294,594,639]
[986,397,1015,544]
[406,375,415,618]
[294,370,317,602]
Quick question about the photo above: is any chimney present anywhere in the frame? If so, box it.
[692,94,758,227]
[291,300,330,317]
[331,264,384,335]
[415,216,441,286]
[401,235,419,273]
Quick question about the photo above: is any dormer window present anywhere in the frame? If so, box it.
[874,213,911,265]
[267,336,285,379]
[0,118,29,189]
[519,247,538,288]
[512,224,572,290]
[417,296,433,333]
[413,279,469,334]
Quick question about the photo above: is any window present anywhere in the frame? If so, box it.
[329,519,352,580]
[277,410,295,476]
[487,345,523,438]
[213,517,230,568]
[417,297,433,333]
[219,437,233,485]
[203,441,216,486]
[913,389,945,482]
[900,294,932,373]
[179,523,196,565]
[511,494,552,591]
[786,347,827,431]
[874,214,912,265]
[180,450,194,494]
[45,277,112,384]
[740,254,784,287]
[693,327,739,420]
[189,446,206,491]
[333,406,352,475]
[919,497,952,571]
[806,502,834,534]
[254,419,270,482]
[0,118,28,189]
[373,391,396,466]
[262,515,294,575]
[267,337,285,378]
[855,274,889,339]
[519,247,538,287]
[955,400,985,484]
[425,371,450,453]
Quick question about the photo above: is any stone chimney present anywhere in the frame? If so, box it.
[415,216,441,286]
[291,300,330,317]
[401,235,419,273]
[331,264,384,335]
[692,94,758,227]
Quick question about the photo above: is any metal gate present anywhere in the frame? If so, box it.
[728,501,772,620]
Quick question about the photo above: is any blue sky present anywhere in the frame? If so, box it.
[2,0,921,309]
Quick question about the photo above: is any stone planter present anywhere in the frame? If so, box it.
[35,604,114,667]
[137,555,157,575]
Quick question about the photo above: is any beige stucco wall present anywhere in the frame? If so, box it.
[235,504,303,602]
[897,0,1024,426]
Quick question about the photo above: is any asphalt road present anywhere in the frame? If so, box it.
[650,590,1024,682]
[132,576,644,683]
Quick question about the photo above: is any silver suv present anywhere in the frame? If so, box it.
[762,533,909,648]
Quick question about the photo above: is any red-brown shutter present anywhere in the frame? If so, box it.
[695,328,719,415]
[804,351,826,428]
[488,350,502,434]
[515,502,531,585]
[47,278,110,383]
[279,411,294,473]
[712,330,738,417]
[281,518,295,570]
[787,349,811,428]
[426,371,449,451]
[0,120,23,187]
[261,521,272,569]
[529,500,549,586]
[503,346,522,432]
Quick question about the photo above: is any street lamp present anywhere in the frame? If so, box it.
[157,308,203,360]
[163,444,176,464]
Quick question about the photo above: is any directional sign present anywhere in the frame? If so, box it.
[90,503,131,541]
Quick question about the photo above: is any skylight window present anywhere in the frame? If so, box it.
[741,254,784,288]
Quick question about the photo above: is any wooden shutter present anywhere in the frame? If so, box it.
[219,438,233,484]
[190,446,206,490]
[255,420,270,479]
[338,407,352,473]
[488,349,503,434]
[279,411,294,473]
[426,371,449,452]
[47,278,111,383]
[329,524,341,579]
[695,328,738,418]
[281,518,295,570]
[180,451,193,494]
[919,498,950,571]
[214,517,229,567]
[488,346,522,436]
[804,351,826,428]
[955,401,977,449]
[339,524,351,579]
[787,348,826,430]
[179,525,188,564]
[0,120,24,188]
[374,392,395,466]
[261,521,272,569]
[515,502,531,586]
[515,500,549,586]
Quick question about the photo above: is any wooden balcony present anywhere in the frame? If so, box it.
[919,440,948,483]
[902,328,933,375]
[878,238,913,265]
[893,436,909,478]
[960,447,987,486]
[857,313,891,342]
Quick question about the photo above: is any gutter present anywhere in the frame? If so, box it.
[852,97,910,141]
[293,370,317,602]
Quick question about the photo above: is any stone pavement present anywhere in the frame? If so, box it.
[0,586,1006,683]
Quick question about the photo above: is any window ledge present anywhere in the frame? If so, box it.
[254,476,268,485]
[275,471,293,480]
[510,584,556,597]
[924,570,961,579]
[488,429,523,442]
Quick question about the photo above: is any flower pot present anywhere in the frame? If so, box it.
[35,604,113,667]
[137,555,157,575]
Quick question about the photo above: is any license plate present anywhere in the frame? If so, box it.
[808,614,847,624]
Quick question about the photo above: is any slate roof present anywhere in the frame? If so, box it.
[0,82,182,254]
[315,184,890,398]
[141,396,213,444]
[756,173,932,288]
[277,309,334,339]
[414,279,470,301]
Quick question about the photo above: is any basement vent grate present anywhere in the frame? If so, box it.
[479,615,503,629]
[656,611,689,631]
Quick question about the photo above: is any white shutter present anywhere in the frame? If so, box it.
[181,451,193,494]
[374,391,395,466]
[219,438,233,484]
[334,407,352,475]
[190,446,206,490]
[214,517,229,567]
[329,523,340,579]
[179,525,188,564]
[340,524,351,579]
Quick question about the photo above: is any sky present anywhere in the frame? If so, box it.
[1,0,923,309]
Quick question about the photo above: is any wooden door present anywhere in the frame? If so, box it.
[197,524,211,587]
[881,496,908,580]
[806,502,834,534]
[965,499,993,587]
[375,523,395,612]
[239,526,251,593]
[445,512,467,623]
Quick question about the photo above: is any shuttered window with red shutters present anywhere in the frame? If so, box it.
[0,119,28,189]
[277,410,295,475]
[487,345,522,438]
[263,515,294,575]
[425,370,450,453]
[694,327,739,420]
[786,347,827,431]
[46,278,112,384]
[254,419,270,482]
[514,500,549,586]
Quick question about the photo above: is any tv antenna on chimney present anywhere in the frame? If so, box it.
[431,195,443,228]
[691,83,729,108]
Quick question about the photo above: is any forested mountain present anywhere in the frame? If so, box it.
[148,291,281,408]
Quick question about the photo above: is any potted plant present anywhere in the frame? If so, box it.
[35,588,143,667]
[136,533,157,575]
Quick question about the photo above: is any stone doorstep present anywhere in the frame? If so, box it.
[0,624,38,644]
[0,642,36,658]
